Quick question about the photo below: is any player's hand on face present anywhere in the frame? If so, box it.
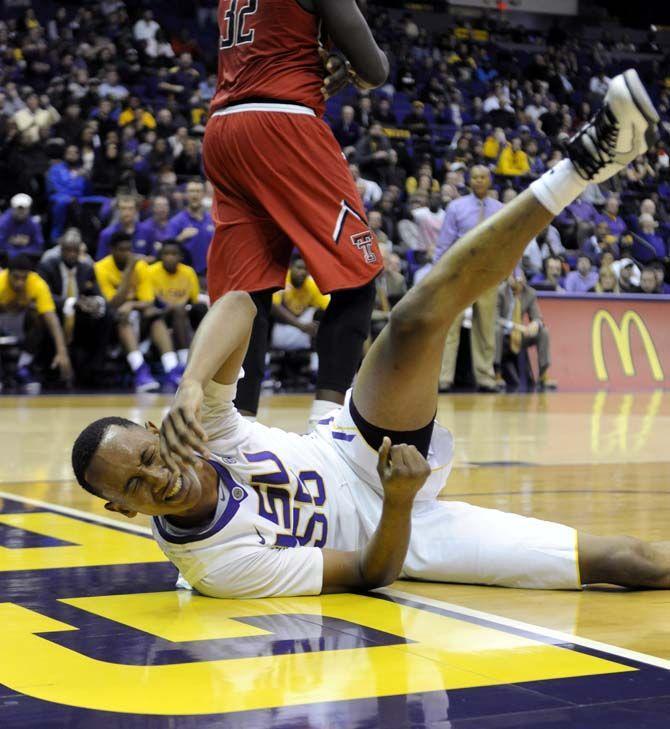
[320,50,350,100]
[160,378,211,474]
[376,437,431,506]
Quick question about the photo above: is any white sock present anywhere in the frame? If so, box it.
[17,352,33,369]
[308,398,339,431]
[177,349,189,367]
[161,351,179,373]
[529,159,588,216]
[127,350,144,372]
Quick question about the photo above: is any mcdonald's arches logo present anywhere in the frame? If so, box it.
[592,310,664,383]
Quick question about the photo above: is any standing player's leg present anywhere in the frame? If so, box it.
[353,69,659,439]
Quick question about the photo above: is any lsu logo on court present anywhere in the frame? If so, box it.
[591,310,664,383]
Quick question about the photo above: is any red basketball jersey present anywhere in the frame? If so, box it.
[210,0,326,117]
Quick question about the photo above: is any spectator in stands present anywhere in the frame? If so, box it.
[538,100,562,139]
[524,93,547,126]
[165,180,214,277]
[435,165,503,392]
[355,122,392,184]
[13,92,60,147]
[632,213,667,264]
[37,234,110,385]
[46,145,109,243]
[94,232,180,392]
[355,95,373,129]
[97,195,147,259]
[496,269,555,391]
[331,106,361,152]
[349,163,382,209]
[596,196,627,238]
[174,138,203,182]
[374,97,397,126]
[137,196,172,258]
[640,266,660,295]
[592,266,619,294]
[0,194,44,263]
[496,137,530,177]
[147,240,205,368]
[523,225,565,274]
[581,221,621,265]
[91,142,123,197]
[613,258,641,294]
[411,191,445,254]
[53,101,85,145]
[649,261,670,294]
[368,210,392,253]
[530,255,565,292]
[371,248,407,340]
[270,255,330,366]
[565,255,599,293]
[98,69,129,102]
[133,9,160,44]
[403,100,430,138]
[0,255,72,393]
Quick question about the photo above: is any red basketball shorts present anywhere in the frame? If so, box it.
[203,103,382,301]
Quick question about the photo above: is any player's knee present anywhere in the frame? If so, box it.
[389,295,436,339]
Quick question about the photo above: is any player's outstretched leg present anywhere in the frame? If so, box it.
[353,69,659,434]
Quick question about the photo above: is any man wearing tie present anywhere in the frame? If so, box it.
[37,235,111,386]
[495,268,554,391]
[434,166,503,391]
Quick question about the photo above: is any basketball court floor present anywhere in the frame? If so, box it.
[1,390,669,728]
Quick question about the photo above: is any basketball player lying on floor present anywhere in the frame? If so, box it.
[72,71,669,597]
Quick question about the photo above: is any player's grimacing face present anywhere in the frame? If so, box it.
[85,425,204,518]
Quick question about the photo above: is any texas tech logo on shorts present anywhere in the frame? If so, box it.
[351,231,377,264]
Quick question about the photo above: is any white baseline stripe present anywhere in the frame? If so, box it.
[2,490,668,671]
[381,586,670,671]
[0,490,151,535]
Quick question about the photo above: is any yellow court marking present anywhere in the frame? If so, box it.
[0,512,165,570]
[0,592,633,716]
[64,591,272,642]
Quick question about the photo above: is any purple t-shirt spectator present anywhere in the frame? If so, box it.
[556,198,598,227]
[136,218,171,257]
[632,232,667,264]
[165,209,215,274]
[0,210,44,257]
[564,269,599,293]
[96,223,149,259]
[595,212,627,238]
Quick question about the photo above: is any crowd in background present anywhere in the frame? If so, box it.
[0,1,669,393]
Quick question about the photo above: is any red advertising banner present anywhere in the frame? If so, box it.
[538,294,670,391]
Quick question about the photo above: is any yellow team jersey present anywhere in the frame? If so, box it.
[272,274,330,317]
[147,262,200,306]
[0,270,55,315]
[94,256,154,303]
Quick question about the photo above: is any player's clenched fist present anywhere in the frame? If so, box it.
[376,436,431,506]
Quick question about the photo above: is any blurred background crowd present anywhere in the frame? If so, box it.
[0,0,669,394]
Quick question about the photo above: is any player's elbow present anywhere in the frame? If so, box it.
[364,54,390,88]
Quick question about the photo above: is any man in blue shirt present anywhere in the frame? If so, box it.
[0,194,44,262]
[435,165,503,392]
[136,196,172,257]
[166,180,214,276]
[46,145,108,243]
[564,255,599,293]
